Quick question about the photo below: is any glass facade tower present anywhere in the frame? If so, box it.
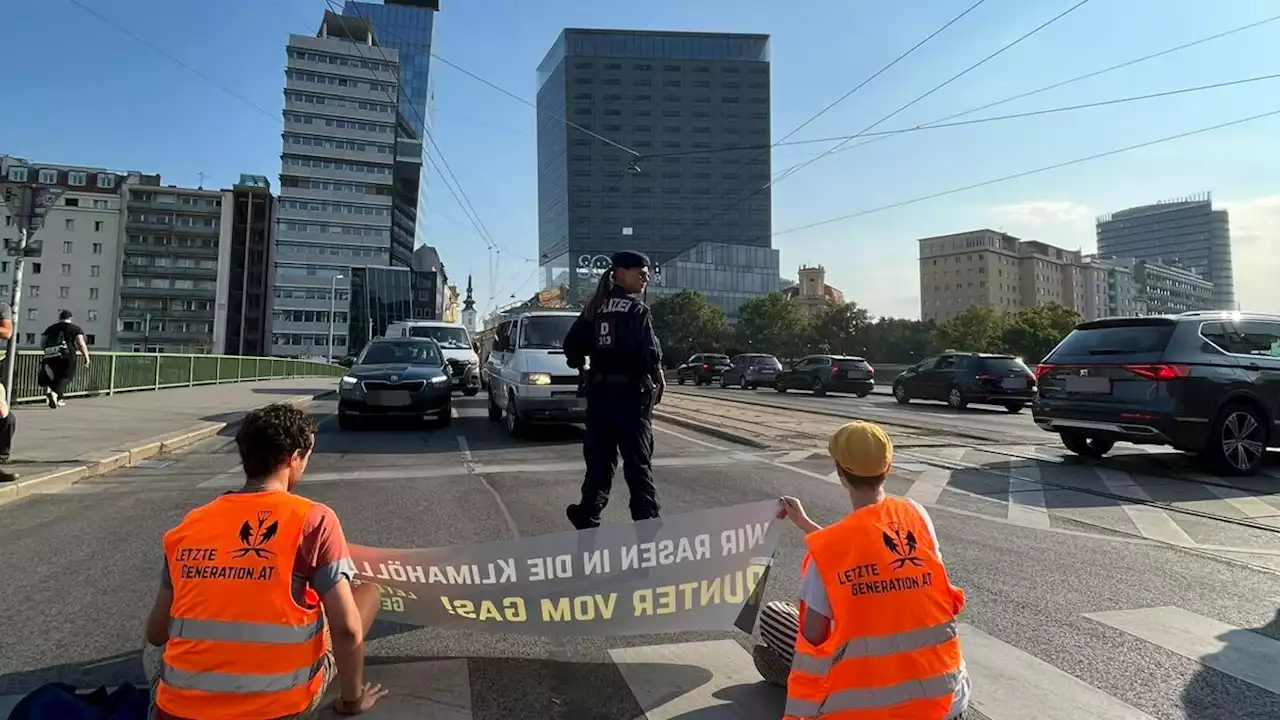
[536,29,776,312]
[343,0,438,257]
[1096,195,1235,310]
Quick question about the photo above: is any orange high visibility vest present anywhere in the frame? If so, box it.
[784,496,966,720]
[156,491,328,719]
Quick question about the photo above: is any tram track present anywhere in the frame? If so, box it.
[662,389,1280,539]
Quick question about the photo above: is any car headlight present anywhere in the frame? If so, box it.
[429,375,450,384]
[340,376,358,388]
[522,372,552,386]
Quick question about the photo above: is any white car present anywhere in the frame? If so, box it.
[385,320,481,396]
[485,310,586,436]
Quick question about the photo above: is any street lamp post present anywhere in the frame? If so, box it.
[327,273,345,362]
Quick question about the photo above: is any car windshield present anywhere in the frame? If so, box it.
[978,357,1031,373]
[359,342,442,366]
[520,316,577,349]
[408,325,471,349]
[1051,323,1175,357]
[705,355,730,364]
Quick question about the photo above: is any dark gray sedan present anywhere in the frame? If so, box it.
[337,338,453,430]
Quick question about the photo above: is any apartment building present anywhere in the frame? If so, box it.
[918,229,1085,323]
[214,175,275,356]
[1113,258,1214,314]
[1080,254,1142,321]
[1,156,133,349]
[119,183,222,353]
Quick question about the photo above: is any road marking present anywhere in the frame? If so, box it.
[959,623,1157,720]
[451,406,459,418]
[1200,483,1280,519]
[905,467,951,506]
[653,423,727,450]
[609,639,783,720]
[1006,465,1051,529]
[932,446,969,463]
[1084,606,1280,695]
[456,435,473,462]
[778,449,814,463]
[1097,468,1195,546]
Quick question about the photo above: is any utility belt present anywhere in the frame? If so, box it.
[589,372,645,384]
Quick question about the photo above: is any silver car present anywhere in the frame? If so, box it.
[719,353,783,389]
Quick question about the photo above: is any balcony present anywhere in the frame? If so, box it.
[120,308,214,321]
[283,117,391,145]
[280,160,393,187]
[122,265,218,279]
[119,285,216,299]
[278,184,393,207]
[283,97,392,126]
[285,77,394,106]
[281,140,395,167]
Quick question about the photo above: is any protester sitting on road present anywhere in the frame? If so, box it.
[142,403,389,718]
[755,420,971,720]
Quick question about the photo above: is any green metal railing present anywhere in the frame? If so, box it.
[5,351,345,404]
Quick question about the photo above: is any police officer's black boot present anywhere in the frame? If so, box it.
[566,503,591,531]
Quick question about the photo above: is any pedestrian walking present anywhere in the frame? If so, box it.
[563,250,666,530]
[38,310,89,409]
[0,299,16,482]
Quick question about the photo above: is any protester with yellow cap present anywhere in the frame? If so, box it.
[753,421,971,720]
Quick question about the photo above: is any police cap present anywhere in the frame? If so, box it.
[610,250,650,269]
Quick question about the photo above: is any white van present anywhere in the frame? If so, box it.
[384,320,481,396]
[485,310,585,436]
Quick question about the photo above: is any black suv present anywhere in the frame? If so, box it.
[1032,312,1280,475]
[676,353,732,385]
[892,352,1035,412]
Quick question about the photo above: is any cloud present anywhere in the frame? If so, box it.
[988,200,1097,252]
[1222,195,1280,310]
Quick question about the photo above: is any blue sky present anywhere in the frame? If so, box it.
[5,0,1278,318]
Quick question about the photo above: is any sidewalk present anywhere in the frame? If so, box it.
[0,379,335,507]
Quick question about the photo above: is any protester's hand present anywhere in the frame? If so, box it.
[333,683,390,715]
[777,496,820,534]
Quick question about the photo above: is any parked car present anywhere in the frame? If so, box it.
[337,337,452,430]
[720,353,783,389]
[892,352,1034,412]
[484,310,586,436]
[774,355,875,397]
[676,354,732,385]
[1033,311,1280,475]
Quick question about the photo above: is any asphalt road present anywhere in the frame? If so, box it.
[1,393,1278,719]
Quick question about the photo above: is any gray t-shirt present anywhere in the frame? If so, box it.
[0,302,11,322]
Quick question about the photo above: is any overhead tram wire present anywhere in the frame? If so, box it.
[767,0,1095,189]
[814,11,1280,162]
[695,0,990,202]
[692,0,1094,233]
[766,106,1280,240]
[633,72,1280,159]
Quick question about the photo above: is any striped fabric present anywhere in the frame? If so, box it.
[759,600,800,666]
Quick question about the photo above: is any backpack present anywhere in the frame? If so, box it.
[5,682,150,720]
[41,324,72,360]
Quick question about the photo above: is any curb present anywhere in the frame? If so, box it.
[652,410,770,449]
[0,390,335,508]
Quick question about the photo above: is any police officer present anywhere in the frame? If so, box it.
[563,250,665,530]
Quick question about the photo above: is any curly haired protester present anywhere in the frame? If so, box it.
[141,403,389,718]
[756,420,971,720]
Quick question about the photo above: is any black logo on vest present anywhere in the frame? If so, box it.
[882,522,924,571]
[232,511,279,559]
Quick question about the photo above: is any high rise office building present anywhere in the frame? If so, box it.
[342,0,438,264]
[535,29,779,317]
[1095,194,1235,310]
[274,10,400,358]
[214,175,275,356]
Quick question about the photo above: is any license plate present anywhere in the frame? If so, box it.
[847,370,867,379]
[1001,378,1027,390]
[759,369,775,374]
[1064,376,1111,394]
[551,390,577,398]
[376,390,412,406]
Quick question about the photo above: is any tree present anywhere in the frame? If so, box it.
[650,290,731,366]
[860,317,940,364]
[935,306,1005,353]
[1001,303,1080,363]
[809,302,872,355]
[735,292,810,359]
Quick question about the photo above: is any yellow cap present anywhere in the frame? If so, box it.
[828,421,893,478]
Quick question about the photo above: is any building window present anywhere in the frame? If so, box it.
[89,287,99,300]
[62,241,73,253]
[89,265,101,277]
[25,308,36,321]
[87,310,99,322]
[97,174,116,189]
[92,199,108,210]
[38,169,57,184]
[61,263,71,276]
[68,171,87,186]
[85,334,95,344]
[28,285,38,298]
[59,286,69,299]
[94,221,103,232]
[23,333,33,345]
[31,263,40,274]
[64,219,74,231]
[6,167,27,182]
[92,242,102,254]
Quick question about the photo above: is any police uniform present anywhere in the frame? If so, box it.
[563,250,663,529]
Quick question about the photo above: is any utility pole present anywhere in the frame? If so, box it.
[1,181,57,405]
